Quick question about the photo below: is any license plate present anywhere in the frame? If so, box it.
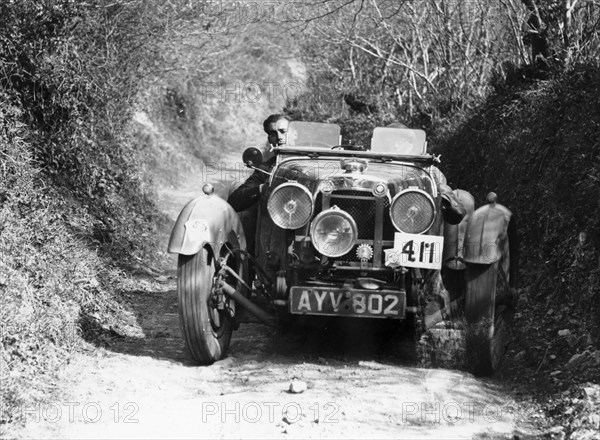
[384,232,444,270]
[290,287,405,319]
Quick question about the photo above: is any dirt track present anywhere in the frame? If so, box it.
[20,153,544,439]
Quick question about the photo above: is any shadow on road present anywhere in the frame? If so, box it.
[83,280,424,370]
[79,285,194,366]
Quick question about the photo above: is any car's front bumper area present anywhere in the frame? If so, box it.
[289,285,406,319]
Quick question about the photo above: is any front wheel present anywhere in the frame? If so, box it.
[178,249,233,364]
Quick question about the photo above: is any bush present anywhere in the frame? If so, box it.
[438,65,600,342]
[0,1,165,427]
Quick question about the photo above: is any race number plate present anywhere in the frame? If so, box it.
[290,287,405,319]
[384,232,444,270]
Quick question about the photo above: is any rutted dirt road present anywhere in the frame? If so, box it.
[21,153,544,439]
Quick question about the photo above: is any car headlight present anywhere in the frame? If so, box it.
[267,183,313,229]
[310,207,358,257]
[390,189,436,234]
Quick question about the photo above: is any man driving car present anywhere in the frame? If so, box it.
[228,114,289,211]
[228,114,290,259]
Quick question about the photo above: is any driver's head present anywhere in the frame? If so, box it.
[263,114,290,148]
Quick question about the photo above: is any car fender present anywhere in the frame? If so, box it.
[168,194,246,257]
[463,201,512,264]
[443,189,475,270]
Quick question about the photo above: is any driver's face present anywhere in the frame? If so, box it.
[265,119,289,148]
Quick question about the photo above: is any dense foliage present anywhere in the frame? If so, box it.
[437,63,600,437]
[441,64,600,349]
[0,0,304,429]
[285,0,528,142]
[0,0,173,426]
[286,0,600,145]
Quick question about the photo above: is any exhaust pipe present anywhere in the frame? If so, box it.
[219,280,277,327]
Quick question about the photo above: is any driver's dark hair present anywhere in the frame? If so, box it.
[263,114,290,132]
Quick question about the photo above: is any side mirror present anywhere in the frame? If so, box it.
[242,147,263,168]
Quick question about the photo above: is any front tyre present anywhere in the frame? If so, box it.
[178,248,232,364]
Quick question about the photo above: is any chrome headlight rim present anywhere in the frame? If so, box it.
[310,207,358,258]
[267,182,314,230]
[390,188,436,234]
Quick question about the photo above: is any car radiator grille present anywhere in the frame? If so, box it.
[313,190,396,265]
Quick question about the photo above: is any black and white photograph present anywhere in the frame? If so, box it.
[1,1,599,438]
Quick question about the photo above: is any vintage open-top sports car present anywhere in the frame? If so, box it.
[168,121,518,375]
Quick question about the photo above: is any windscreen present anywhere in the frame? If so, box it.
[370,127,427,155]
[286,121,341,148]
